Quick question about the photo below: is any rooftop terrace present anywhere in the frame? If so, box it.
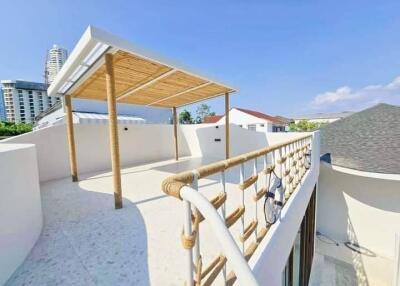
[2,128,318,285]
[4,155,287,285]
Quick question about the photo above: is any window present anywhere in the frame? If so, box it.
[273,125,285,132]
[248,124,256,131]
[260,123,265,127]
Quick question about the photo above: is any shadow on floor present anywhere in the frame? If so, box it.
[6,178,150,286]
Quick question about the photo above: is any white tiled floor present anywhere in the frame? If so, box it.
[6,156,268,286]
[309,252,358,286]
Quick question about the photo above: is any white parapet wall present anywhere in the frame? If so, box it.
[0,144,43,285]
[2,124,192,182]
[2,123,272,183]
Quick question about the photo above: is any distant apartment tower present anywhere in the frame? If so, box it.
[45,45,68,84]
[0,89,6,121]
[1,80,61,123]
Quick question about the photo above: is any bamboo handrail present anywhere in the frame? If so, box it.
[225,207,245,228]
[161,134,312,199]
[239,175,258,191]
[163,134,313,286]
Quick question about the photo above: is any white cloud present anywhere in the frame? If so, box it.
[310,76,400,112]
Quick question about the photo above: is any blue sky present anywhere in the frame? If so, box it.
[1,0,400,116]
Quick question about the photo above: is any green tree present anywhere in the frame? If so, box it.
[289,120,327,132]
[195,104,215,123]
[179,110,193,124]
[0,121,33,137]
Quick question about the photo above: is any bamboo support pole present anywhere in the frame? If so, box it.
[65,94,78,182]
[105,53,123,209]
[225,92,230,159]
[173,106,179,161]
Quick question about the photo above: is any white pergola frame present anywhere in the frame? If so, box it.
[48,26,236,209]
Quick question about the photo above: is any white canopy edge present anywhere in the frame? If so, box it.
[73,112,146,125]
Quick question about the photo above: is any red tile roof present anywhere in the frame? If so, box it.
[235,108,284,124]
[203,108,285,124]
[203,115,223,123]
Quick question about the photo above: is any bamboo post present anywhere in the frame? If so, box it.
[65,94,78,182]
[173,106,179,161]
[105,53,123,209]
[225,92,230,159]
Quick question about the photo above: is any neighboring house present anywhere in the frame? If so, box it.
[203,115,223,123]
[204,107,287,132]
[316,103,400,285]
[274,115,294,125]
[293,111,353,124]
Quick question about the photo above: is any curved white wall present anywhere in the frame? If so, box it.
[317,162,400,285]
[0,144,43,285]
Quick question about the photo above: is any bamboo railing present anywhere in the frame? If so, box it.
[161,134,313,285]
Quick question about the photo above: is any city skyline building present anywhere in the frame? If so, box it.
[44,45,68,85]
[0,80,61,123]
[0,89,6,121]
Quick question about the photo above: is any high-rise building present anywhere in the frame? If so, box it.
[0,80,61,123]
[45,45,68,85]
[0,89,6,121]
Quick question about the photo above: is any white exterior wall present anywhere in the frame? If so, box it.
[317,162,400,285]
[220,108,273,132]
[0,144,43,285]
[180,123,268,159]
[213,108,290,132]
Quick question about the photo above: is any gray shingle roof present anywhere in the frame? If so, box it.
[320,103,400,174]
[293,111,354,120]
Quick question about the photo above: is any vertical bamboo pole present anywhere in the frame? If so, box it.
[225,92,230,159]
[65,94,78,182]
[173,106,179,161]
[105,53,123,209]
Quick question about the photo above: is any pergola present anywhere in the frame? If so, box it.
[48,26,236,209]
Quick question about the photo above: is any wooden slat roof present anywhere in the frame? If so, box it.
[48,26,236,108]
